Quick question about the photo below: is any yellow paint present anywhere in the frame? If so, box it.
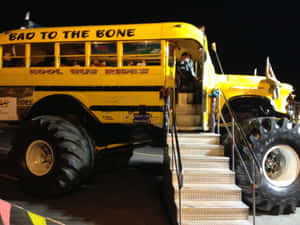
[214,74,293,114]
[28,211,47,225]
[96,143,129,151]
[0,22,294,131]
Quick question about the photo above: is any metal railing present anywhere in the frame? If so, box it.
[167,102,184,225]
[216,88,263,225]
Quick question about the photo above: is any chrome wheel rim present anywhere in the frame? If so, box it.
[262,145,300,187]
[25,140,55,176]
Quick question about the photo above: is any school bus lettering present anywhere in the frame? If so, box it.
[70,69,98,75]
[63,30,90,39]
[96,29,135,38]
[41,31,58,39]
[105,68,149,75]
[9,32,35,41]
[30,69,63,75]
[8,28,136,42]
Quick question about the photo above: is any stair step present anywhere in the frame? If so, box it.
[181,155,229,169]
[175,184,241,201]
[168,133,220,145]
[177,93,195,104]
[180,144,224,156]
[174,169,235,184]
[179,143,223,150]
[168,131,249,225]
[176,104,202,114]
[168,148,224,158]
[182,220,251,225]
[180,201,249,221]
[176,114,202,127]
[177,133,220,137]
[177,126,202,131]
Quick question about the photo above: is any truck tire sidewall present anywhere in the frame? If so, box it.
[11,116,93,196]
[256,136,300,198]
[227,117,300,213]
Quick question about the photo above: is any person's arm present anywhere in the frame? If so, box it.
[188,62,196,78]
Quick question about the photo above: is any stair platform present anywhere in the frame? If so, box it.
[175,184,242,201]
[168,133,220,145]
[182,220,251,225]
[167,115,250,225]
[181,155,229,169]
[180,144,224,156]
[176,126,202,131]
[179,201,249,221]
[174,168,235,185]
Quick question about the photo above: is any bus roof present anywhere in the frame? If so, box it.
[0,22,205,46]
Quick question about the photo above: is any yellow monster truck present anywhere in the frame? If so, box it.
[214,56,299,215]
[0,21,298,214]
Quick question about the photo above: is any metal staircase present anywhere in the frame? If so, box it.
[167,93,251,225]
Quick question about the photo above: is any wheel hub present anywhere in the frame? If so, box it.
[25,140,55,176]
[265,150,285,178]
[263,145,300,187]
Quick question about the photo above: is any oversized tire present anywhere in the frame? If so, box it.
[225,117,300,214]
[10,115,95,196]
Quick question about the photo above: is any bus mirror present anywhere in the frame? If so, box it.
[211,42,224,74]
[211,42,217,53]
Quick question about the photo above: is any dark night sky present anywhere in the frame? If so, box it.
[1,3,300,98]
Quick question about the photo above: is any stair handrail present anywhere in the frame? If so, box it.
[216,88,263,225]
[168,101,183,225]
[216,88,263,185]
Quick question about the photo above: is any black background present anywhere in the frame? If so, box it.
[1,3,300,98]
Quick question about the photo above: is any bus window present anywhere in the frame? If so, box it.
[60,43,85,66]
[123,42,161,66]
[91,42,117,67]
[2,44,25,67]
[31,43,54,67]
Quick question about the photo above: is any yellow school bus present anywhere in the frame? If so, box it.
[0,22,209,195]
[0,22,206,125]
[0,22,295,197]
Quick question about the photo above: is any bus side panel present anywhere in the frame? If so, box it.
[0,87,34,121]
[33,90,165,125]
[0,67,164,86]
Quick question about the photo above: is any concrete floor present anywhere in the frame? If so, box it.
[249,209,300,225]
[0,147,170,225]
[1,127,300,225]
[0,126,170,225]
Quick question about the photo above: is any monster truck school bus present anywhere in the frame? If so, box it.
[0,23,207,136]
[0,22,207,195]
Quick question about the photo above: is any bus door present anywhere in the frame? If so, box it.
[173,39,204,101]
[165,41,177,111]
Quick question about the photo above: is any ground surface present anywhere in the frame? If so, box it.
[0,128,300,225]
[0,128,170,225]
[249,210,300,225]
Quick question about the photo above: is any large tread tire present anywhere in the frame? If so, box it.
[225,117,300,214]
[10,115,95,196]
